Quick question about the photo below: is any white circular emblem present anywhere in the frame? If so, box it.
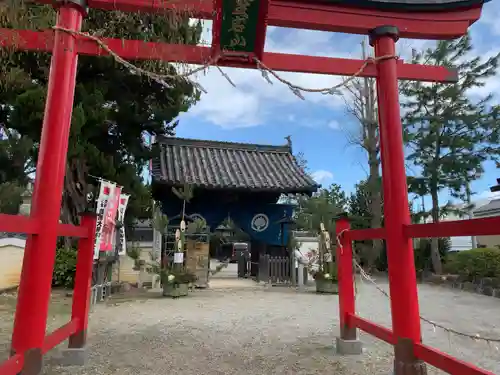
[251,213,269,232]
[190,213,205,222]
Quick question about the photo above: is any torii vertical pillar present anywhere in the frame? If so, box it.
[370,26,427,375]
[10,1,86,374]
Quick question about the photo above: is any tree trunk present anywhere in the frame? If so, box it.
[465,180,477,249]
[365,128,382,269]
[61,194,74,250]
[61,159,89,249]
[429,186,443,274]
[342,39,383,270]
[367,157,382,269]
[363,55,382,270]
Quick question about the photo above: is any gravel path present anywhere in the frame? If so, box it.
[38,278,500,375]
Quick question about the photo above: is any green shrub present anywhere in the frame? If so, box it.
[413,237,451,273]
[445,248,500,281]
[375,237,450,273]
[52,247,78,289]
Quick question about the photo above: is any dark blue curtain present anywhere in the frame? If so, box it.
[161,198,293,246]
[231,203,293,246]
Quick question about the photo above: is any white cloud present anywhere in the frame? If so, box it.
[311,170,334,185]
[185,7,500,130]
[181,22,352,128]
[328,120,340,130]
[186,72,262,128]
[184,64,345,127]
[478,1,500,36]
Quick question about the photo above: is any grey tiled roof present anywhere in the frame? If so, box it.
[473,199,500,216]
[151,137,319,194]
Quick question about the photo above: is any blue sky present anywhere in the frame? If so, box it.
[172,2,500,208]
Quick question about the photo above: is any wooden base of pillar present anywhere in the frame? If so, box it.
[394,338,427,375]
[19,348,43,375]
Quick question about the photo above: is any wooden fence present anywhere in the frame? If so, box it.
[258,255,292,285]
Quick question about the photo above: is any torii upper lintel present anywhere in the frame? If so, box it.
[34,0,488,39]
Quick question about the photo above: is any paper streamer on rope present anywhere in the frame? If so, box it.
[93,180,114,259]
[117,193,130,256]
[174,252,184,264]
[152,205,162,259]
[152,227,162,259]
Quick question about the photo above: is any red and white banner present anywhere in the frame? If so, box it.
[93,180,123,259]
[101,185,121,252]
[93,180,114,259]
[117,194,130,256]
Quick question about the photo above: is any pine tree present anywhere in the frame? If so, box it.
[348,179,385,269]
[402,34,500,273]
[0,3,202,225]
[348,180,373,230]
[0,127,33,214]
[294,184,348,234]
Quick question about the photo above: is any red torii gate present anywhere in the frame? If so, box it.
[0,0,497,375]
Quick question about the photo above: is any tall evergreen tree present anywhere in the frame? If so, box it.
[0,3,202,225]
[0,127,33,214]
[294,184,348,234]
[348,179,385,269]
[348,180,372,230]
[401,34,500,273]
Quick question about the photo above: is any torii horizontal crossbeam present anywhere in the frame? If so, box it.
[0,29,457,82]
[35,0,483,39]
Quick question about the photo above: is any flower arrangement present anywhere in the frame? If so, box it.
[161,268,197,286]
[312,267,338,283]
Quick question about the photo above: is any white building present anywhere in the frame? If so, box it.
[420,202,477,252]
[472,198,500,249]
